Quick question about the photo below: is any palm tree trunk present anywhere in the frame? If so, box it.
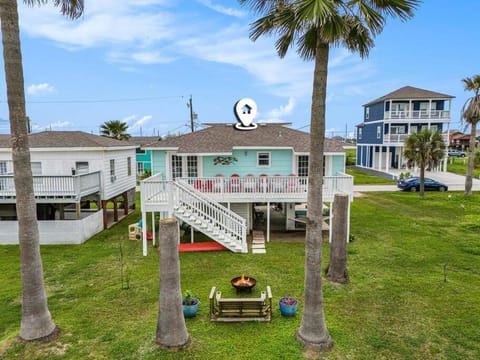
[296,38,332,350]
[0,0,56,340]
[326,193,349,284]
[419,161,425,197]
[156,218,190,349]
[465,122,476,195]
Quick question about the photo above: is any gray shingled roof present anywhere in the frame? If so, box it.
[0,131,137,149]
[364,86,454,106]
[144,123,345,153]
[130,136,161,146]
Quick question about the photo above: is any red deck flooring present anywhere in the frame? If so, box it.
[178,241,227,252]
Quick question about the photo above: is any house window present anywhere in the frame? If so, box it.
[365,107,370,120]
[377,126,381,139]
[171,155,182,179]
[0,161,6,175]
[187,156,198,177]
[297,155,309,177]
[75,161,89,175]
[127,157,132,176]
[257,152,270,167]
[358,128,363,140]
[137,162,144,175]
[136,148,146,154]
[110,159,116,182]
[391,126,405,135]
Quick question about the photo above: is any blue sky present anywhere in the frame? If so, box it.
[0,0,479,137]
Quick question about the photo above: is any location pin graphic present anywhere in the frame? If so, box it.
[234,98,257,128]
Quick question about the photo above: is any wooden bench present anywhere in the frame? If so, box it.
[209,286,272,322]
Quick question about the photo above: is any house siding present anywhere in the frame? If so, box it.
[365,102,384,122]
[102,148,137,199]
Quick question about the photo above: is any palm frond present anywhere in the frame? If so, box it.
[24,0,84,19]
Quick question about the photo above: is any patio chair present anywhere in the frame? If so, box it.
[244,174,255,192]
[287,173,298,193]
[230,174,241,192]
[214,174,224,192]
[259,174,269,193]
[271,174,283,193]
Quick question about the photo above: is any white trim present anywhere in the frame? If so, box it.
[234,146,293,150]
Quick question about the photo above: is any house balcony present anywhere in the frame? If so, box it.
[384,110,450,120]
[383,132,449,145]
[0,171,101,203]
[141,173,354,213]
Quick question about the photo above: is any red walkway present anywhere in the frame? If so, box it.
[178,241,227,252]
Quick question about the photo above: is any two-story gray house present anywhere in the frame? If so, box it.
[356,86,454,173]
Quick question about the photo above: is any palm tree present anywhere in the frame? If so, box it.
[0,0,83,341]
[100,120,131,140]
[403,128,445,197]
[240,0,420,351]
[461,74,480,196]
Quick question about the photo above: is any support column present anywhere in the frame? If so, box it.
[151,212,156,247]
[59,203,65,220]
[113,198,118,222]
[378,146,383,171]
[75,202,81,220]
[102,200,108,229]
[123,191,128,215]
[266,202,270,242]
[142,211,147,256]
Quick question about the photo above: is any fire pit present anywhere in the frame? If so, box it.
[231,274,256,293]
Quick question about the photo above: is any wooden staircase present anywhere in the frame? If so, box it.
[173,180,247,253]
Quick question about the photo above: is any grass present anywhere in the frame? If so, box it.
[447,156,480,179]
[1,192,480,359]
[346,167,397,185]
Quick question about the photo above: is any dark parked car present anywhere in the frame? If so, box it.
[397,177,448,192]
[448,150,466,157]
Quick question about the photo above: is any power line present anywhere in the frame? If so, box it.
[1,95,185,104]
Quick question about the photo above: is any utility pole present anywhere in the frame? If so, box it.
[188,95,197,133]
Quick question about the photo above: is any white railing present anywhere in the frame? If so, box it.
[0,171,101,200]
[175,180,247,252]
[383,132,449,144]
[385,110,450,120]
[179,174,353,202]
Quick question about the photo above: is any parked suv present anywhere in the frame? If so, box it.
[447,150,466,157]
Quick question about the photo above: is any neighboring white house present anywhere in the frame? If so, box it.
[0,131,137,245]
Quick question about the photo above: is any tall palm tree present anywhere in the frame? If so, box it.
[240,0,420,351]
[403,128,445,197]
[0,0,83,341]
[461,74,480,196]
[100,120,131,140]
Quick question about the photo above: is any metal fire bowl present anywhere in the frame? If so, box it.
[231,276,257,293]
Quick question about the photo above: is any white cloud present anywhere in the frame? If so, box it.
[32,121,73,132]
[197,0,246,18]
[27,83,55,95]
[126,115,153,131]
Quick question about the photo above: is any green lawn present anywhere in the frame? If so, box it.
[447,156,480,179]
[1,192,480,359]
[346,167,397,185]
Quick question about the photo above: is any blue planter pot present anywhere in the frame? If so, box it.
[182,298,199,318]
[279,297,298,317]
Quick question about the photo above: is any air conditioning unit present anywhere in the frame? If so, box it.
[110,175,116,182]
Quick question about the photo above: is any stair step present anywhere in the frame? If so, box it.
[252,243,265,249]
[252,248,267,254]
[252,239,264,245]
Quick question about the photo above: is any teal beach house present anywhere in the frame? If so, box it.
[140,122,353,255]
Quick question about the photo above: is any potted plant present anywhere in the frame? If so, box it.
[279,296,298,316]
[182,290,199,318]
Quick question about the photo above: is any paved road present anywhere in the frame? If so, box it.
[354,171,480,193]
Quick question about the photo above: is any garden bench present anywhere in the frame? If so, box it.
[209,286,272,322]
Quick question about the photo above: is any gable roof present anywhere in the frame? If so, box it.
[364,86,454,106]
[130,136,161,146]
[0,131,137,149]
[144,123,345,154]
